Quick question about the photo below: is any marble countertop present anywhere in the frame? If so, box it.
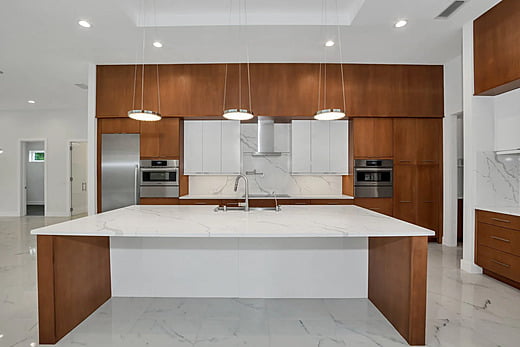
[31,205,434,238]
[179,194,354,200]
[475,206,520,217]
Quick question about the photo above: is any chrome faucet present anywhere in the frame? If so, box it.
[234,174,249,212]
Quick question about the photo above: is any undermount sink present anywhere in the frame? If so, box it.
[214,206,282,212]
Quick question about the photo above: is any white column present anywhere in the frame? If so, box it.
[87,64,97,216]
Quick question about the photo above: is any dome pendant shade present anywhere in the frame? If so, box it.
[223,109,254,121]
[128,110,162,121]
[314,109,346,120]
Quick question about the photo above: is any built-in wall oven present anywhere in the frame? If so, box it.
[354,159,393,198]
[140,160,179,198]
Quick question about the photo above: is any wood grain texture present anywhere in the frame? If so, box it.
[474,0,520,95]
[96,63,444,118]
[368,236,428,346]
[353,118,393,158]
[139,198,179,205]
[355,198,393,216]
[98,118,140,134]
[37,236,111,344]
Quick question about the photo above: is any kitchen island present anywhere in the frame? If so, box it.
[32,205,434,346]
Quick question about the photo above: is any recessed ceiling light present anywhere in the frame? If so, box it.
[153,41,163,48]
[28,100,36,104]
[78,20,92,28]
[394,19,408,28]
[325,40,335,47]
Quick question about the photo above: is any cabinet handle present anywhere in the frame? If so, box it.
[399,160,412,163]
[421,160,434,163]
[491,217,511,224]
[491,259,511,268]
[399,201,412,203]
[491,236,511,243]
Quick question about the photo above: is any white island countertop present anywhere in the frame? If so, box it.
[476,206,520,217]
[31,205,434,238]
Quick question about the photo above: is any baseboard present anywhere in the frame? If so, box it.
[460,259,483,274]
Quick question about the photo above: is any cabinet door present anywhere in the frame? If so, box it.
[291,121,311,173]
[140,121,160,158]
[416,119,441,164]
[353,118,374,158]
[184,121,203,174]
[221,121,241,174]
[202,121,222,173]
[158,118,180,159]
[416,165,440,233]
[393,118,417,165]
[99,118,140,134]
[373,118,393,158]
[355,198,393,216]
[393,165,417,223]
[329,121,349,173]
[311,121,330,173]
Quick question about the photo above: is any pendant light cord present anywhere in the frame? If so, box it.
[223,0,233,112]
[336,0,346,112]
[245,0,252,113]
[153,0,161,114]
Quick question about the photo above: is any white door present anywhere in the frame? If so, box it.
[184,121,204,174]
[329,121,349,174]
[311,121,330,173]
[202,121,222,174]
[70,142,88,216]
[291,120,311,174]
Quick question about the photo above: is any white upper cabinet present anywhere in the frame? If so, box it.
[184,120,241,175]
[494,89,520,153]
[291,120,349,174]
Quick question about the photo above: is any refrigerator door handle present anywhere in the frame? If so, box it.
[135,165,140,205]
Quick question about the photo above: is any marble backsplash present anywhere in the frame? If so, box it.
[188,123,344,197]
[476,151,520,207]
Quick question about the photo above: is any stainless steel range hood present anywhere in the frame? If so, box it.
[252,116,281,156]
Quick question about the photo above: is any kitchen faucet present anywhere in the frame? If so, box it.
[234,174,250,212]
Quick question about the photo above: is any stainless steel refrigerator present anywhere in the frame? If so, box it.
[101,134,140,212]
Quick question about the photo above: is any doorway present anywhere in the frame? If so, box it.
[70,141,88,217]
[21,140,46,216]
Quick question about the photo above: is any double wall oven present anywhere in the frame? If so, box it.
[354,159,393,198]
[140,160,179,198]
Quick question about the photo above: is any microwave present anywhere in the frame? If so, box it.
[140,160,179,186]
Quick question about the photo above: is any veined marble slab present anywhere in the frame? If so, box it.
[31,205,434,237]
[179,194,354,200]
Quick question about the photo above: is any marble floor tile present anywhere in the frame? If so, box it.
[1,216,519,347]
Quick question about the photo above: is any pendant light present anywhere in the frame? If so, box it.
[314,0,347,121]
[222,0,254,121]
[129,0,162,122]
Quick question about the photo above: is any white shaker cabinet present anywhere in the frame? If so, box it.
[184,120,241,175]
[291,120,349,174]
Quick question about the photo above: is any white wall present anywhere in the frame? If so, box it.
[443,54,463,246]
[26,142,45,204]
[0,109,87,216]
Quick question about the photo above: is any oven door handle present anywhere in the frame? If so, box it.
[354,168,393,172]
[140,167,179,172]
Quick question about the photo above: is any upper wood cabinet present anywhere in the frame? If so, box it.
[96,64,444,118]
[140,118,180,159]
[394,118,442,165]
[474,0,520,96]
[353,118,393,158]
[98,118,140,134]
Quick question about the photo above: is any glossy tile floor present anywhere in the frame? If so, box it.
[1,216,519,347]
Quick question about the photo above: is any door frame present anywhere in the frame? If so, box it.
[68,140,88,216]
[19,139,47,216]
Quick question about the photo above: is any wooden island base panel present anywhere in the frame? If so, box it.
[37,236,111,344]
[36,234,427,346]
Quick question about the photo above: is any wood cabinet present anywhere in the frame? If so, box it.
[98,118,140,134]
[183,120,241,175]
[353,118,393,158]
[291,120,349,174]
[140,198,179,205]
[393,118,442,241]
[476,210,520,289]
[97,63,444,118]
[474,0,520,95]
[140,118,180,159]
[354,198,393,216]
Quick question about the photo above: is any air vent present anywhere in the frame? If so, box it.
[74,83,88,90]
[436,1,466,18]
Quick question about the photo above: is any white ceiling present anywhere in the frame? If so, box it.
[0,0,500,111]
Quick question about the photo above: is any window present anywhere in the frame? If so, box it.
[29,151,45,162]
